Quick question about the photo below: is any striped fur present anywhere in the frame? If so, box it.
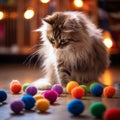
[36,11,109,88]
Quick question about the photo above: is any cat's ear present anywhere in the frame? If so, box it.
[43,15,54,25]
[63,19,80,32]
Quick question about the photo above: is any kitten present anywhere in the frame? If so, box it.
[32,11,110,90]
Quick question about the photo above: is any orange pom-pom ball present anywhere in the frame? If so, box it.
[10,80,22,94]
[34,94,44,101]
[103,86,116,98]
[71,86,85,99]
[35,98,50,112]
[66,81,79,93]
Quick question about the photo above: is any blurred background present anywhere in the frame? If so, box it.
[0,0,120,65]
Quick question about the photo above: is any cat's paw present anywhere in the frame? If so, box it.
[31,79,52,90]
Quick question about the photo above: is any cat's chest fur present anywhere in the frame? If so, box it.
[55,43,93,71]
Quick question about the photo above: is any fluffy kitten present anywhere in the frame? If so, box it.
[33,11,109,89]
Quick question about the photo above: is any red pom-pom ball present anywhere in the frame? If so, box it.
[104,108,120,120]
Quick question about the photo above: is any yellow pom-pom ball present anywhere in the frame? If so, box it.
[66,81,79,93]
[34,94,44,101]
[35,98,50,112]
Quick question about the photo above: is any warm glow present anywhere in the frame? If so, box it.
[0,11,4,20]
[74,0,83,8]
[24,9,34,19]
[101,70,113,85]
[103,31,113,49]
[40,0,50,4]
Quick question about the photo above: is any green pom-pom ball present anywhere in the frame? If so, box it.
[22,83,30,92]
[80,85,88,95]
[89,102,106,118]
[89,82,98,92]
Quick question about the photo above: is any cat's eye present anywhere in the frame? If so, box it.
[60,39,69,45]
[50,38,55,44]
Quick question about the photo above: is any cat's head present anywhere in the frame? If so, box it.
[41,12,88,49]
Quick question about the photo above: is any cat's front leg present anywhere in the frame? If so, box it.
[57,63,71,87]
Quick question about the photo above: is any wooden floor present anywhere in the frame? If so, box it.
[0,63,120,120]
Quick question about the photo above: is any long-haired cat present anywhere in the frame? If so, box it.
[32,11,109,90]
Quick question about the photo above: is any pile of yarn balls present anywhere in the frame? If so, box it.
[1,79,120,120]
[9,80,64,114]
[65,81,119,119]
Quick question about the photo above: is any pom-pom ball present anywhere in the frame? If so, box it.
[103,108,120,120]
[71,86,85,99]
[89,102,106,118]
[35,98,50,112]
[51,84,63,95]
[25,86,37,96]
[22,83,30,92]
[89,82,98,92]
[80,85,88,95]
[66,81,79,93]
[34,94,44,101]
[103,86,116,98]
[0,89,7,102]
[91,84,103,96]
[10,80,22,94]
[10,100,25,114]
[43,90,58,104]
[21,94,35,110]
[67,99,85,115]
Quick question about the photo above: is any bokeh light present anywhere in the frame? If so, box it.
[24,9,34,20]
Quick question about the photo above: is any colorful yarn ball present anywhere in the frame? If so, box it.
[10,100,25,114]
[51,84,63,95]
[71,86,85,99]
[35,98,50,112]
[89,82,98,92]
[103,108,120,120]
[66,81,79,93]
[91,84,103,96]
[43,90,58,104]
[67,99,85,115]
[21,94,35,110]
[0,89,7,102]
[22,83,30,92]
[89,102,106,118]
[80,85,88,95]
[10,80,22,94]
[34,94,44,101]
[25,86,37,96]
[103,86,116,98]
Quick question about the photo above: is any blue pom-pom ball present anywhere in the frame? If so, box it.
[0,89,7,102]
[67,99,85,115]
[91,84,103,96]
[21,94,35,110]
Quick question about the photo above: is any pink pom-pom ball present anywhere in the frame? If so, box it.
[43,90,58,104]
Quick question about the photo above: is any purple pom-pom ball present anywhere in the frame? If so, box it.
[51,84,63,95]
[43,90,58,104]
[10,100,25,114]
[25,86,37,96]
